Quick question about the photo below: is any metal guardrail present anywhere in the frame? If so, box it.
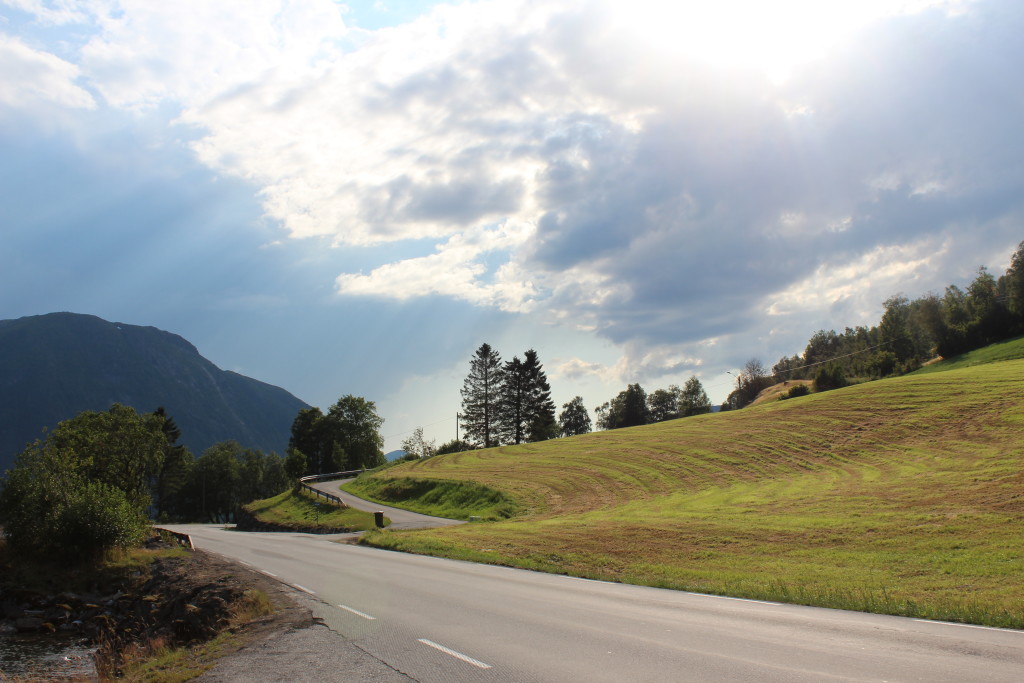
[297,470,364,507]
[155,527,194,550]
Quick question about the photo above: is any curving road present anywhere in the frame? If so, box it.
[306,478,465,530]
[165,521,1024,682]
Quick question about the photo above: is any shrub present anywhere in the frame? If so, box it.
[0,434,148,563]
[780,384,810,400]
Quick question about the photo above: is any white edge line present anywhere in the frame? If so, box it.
[418,639,492,669]
[690,593,782,606]
[914,619,1022,633]
[338,604,376,620]
[259,570,278,577]
[292,584,316,595]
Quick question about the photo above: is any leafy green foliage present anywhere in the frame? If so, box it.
[779,383,810,400]
[773,241,1024,387]
[288,396,386,474]
[813,364,847,392]
[678,376,712,417]
[596,383,649,429]
[436,439,476,455]
[401,427,436,459]
[0,405,155,562]
[558,396,592,436]
[171,441,291,522]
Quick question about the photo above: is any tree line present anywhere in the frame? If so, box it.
[594,377,712,430]
[761,241,1024,402]
[459,344,558,448]
[454,343,713,445]
[0,393,390,562]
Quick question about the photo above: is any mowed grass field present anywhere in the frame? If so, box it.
[356,355,1024,627]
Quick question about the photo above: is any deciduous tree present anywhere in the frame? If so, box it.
[558,396,592,437]
[678,376,712,417]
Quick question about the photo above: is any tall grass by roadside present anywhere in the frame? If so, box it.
[359,359,1024,628]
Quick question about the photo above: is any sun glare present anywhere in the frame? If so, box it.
[612,0,962,83]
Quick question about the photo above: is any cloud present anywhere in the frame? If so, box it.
[12,0,1022,392]
[335,219,540,311]
[78,0,349,110]
[0,33,94,111]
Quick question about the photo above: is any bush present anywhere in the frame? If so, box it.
[780,384,810,400]
[57,481,148,561]
[0,436,148,563]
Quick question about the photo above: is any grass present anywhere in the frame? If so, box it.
[912,335,1024,374]
[243,488,382,531]
[342,476,520,520]
[357,358,1024,628]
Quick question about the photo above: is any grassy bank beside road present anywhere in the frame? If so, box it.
[360,359,1024,628]
[243,488,381,531]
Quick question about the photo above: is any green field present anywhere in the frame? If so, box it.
[356,357,1024,627]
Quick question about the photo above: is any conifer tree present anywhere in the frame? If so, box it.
[460,343,503,448]
[523,349,557,442]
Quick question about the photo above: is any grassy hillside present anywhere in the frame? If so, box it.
[912,334,1024,374]
[357,360,1024,627]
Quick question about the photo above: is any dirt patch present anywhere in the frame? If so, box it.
[96,546,314,676]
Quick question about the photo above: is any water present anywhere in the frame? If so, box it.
[0,634,96,680]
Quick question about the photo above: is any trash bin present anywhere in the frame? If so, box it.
[374,511,385,528]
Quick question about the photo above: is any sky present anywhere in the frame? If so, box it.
[2,0,1022,453]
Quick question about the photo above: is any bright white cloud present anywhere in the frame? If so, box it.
[335,219,541,311]
[79,0,348,110]
[0,33,94,110]
[6,0,1021,399]
[766,240,944,319]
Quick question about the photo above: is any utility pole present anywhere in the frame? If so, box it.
[456,413,460,441]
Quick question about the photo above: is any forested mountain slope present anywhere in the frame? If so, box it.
[0,312,308,470]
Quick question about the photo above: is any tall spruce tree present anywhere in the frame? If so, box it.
[498,355,528,445]
[523,349,557,442]
[460,343,503,448]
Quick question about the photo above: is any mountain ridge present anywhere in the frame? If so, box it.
[0,312,309,471]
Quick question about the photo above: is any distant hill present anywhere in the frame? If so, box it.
[0,312,310,472]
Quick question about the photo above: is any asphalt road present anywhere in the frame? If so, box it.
[164,523,1024,682]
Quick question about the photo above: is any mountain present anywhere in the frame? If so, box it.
[0,312,309,471]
